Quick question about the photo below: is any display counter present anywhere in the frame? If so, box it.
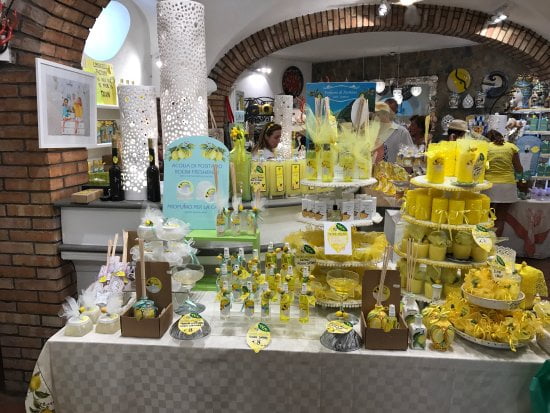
[55,198,305,289]
[26,291,546,413]
[502,199,550,258]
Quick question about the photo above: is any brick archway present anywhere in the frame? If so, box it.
[208,4,550,123]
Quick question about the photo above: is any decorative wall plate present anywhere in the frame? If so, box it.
[447,68,472,93]
[282,66,304,97]
[481,71,508,98]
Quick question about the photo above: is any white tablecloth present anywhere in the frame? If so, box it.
[26,292,547,413]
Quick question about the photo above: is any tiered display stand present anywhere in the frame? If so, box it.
[297,177,379,308]
[395,175,495,300]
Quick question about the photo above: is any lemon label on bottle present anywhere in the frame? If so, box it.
[473,225,493,252]
[326,320,353,334]
[178,312,204,335]
[250,163,267,192]
[275,165,284,192]
[246,322,271,353]
[112,155,119,164]
[291,163,301,190]
[324,222,352,255]
[146,276,162,294]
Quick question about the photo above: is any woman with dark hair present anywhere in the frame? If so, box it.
[483,129,523,236]
[253,122,282,159]
[408,115,426,146]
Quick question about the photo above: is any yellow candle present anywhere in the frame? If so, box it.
[480,194,491,223]
[455,150,476,184]
[426,150,445,184]
[464,198,482,225]
[448,199,465,225]
[442,141,457,177]
[405,189,417,216]
[431,197,449,224]
[415,192,432,221]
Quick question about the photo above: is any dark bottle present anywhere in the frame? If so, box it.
[109,143,125,201]
[146,138,161,202]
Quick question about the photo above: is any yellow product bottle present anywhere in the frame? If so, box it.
[298,283,310,324]
[431,197,449,224]
[229,137,251,201]
[447,198,465,225]
[464,197,482,225]
[321,143,334,182]
[279,282,291,322]
[305,146,318,180]
[338,148,354,182]
[414,191,432,221]
[266,159,286,198]
[284,157,304,197]
[355,147,372,179]
[250,150,268,196]
[426,150,446,184]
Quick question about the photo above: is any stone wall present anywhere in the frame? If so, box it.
[312,44,531,135]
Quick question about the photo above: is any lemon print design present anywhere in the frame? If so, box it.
[200,143,226,161]
[326,223,349,253]
[169,142,194,161]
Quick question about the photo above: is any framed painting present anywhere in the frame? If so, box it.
[36,58,97,148]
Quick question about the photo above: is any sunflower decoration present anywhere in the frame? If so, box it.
[168,142,195,161]
[200,143,226,161]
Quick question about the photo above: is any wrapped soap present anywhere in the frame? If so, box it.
[79,283,101,324]
[96,294,123,334]
[59,297,93,337]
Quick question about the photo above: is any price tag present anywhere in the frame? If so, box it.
[324,222,352,255]
[326,320,353,334]
[472,225,493,252]
[246,322,271,353]
[178,312,204,335]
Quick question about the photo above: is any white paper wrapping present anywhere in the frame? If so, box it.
[274,95,293,159]
[157,0,208,150]
[117,85,158,200]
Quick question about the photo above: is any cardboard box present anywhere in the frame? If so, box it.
[70,189,103,204]
[120,261,173,338]
[361,270,408,350]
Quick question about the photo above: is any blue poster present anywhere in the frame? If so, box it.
[305,82,376,122]
[164,136,229,230]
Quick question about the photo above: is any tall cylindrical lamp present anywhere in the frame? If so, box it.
[157,0,208,150]
[117,85,158,201]
[274,95,293,159]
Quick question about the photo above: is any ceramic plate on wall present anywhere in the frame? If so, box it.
[447,68,472,93]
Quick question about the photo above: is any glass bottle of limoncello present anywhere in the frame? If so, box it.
[220,280,231,320]
[244,280,255,320]
[279,282,291,322]
[299,282,310,324]
[260,282,272,322]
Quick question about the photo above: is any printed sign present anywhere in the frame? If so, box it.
[164,136,229,229]
[83,57,117,106]
[324,222,352,255]
[246,322,271,353]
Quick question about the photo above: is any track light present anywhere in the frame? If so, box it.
[378,0,390,17]
[411,85,422,97]
[256,67,272,74]
[488,6,508,25]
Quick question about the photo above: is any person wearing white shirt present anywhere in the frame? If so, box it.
[373,102,413,163]
[253,122,282,159]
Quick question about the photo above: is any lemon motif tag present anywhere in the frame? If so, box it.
[326,320,353,334]
[472,225,493,252]
[246,322,271,353]
[146,276,162,294]
[178,312,204,335]
[324,222,352,255]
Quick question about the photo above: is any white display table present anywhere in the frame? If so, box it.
[26,292,546,413]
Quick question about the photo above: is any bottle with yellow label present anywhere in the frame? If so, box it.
[279,282,291,322]
[284,157,304,197]
[305,146,318,180]
[321,143,334,182]
[338,148,354,182]
[266,159,286,198]
[260,282,272,321]
[298,282,310,324]
[250,150,268,196]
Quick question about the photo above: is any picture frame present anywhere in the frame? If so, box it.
[35,58,97,148]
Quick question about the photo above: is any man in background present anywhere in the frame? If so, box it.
[373,102,413,163]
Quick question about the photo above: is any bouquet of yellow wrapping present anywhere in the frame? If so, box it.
[444,293,542,351]
[372,161,409,196]
[515,261,548,309]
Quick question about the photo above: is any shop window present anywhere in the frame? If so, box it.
[83,1,131,61]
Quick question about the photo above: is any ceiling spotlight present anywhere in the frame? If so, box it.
[378,0,390,17]
[393,88,403,104]
[488,6,508,25]
[374,80,386,94]
[256,67,272,74]
[411,85,422,97]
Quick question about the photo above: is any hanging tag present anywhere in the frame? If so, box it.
[326,320,353,334]
[178,312,204,335]
[472,225,493,252]
[246,322,271,353]
[324,222,352,255]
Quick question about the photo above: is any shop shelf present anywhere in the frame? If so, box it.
[97,104,119,110]
[300,177,377,188]
[410,175,492,192]
[393,245,485,270]
[401,213,494,231]
[296,212,383,227]
[527,131,550,135]
[509,108,550,115]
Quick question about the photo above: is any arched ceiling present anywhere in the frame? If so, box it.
[132,0,550,71]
